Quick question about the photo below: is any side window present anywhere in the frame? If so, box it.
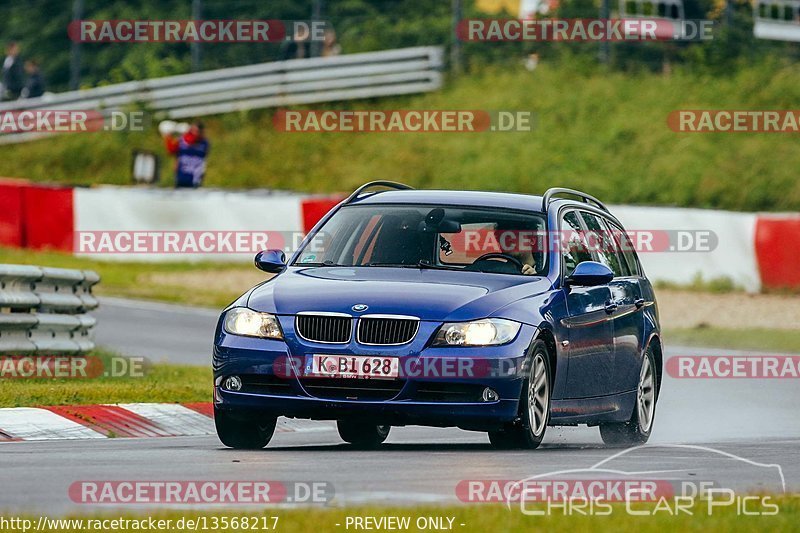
[608,222,642,277]
[579,211,621,277]
[561,211,593,277]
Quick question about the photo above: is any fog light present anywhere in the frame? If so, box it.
[224,375,242,391]
[481,387,499,402]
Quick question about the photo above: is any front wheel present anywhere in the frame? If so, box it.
[599,347,658,447]
[215,407,277,449]
[488,340,551,449]
[337,420,390,449]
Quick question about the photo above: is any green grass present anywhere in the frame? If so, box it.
[0,350,210,407]
[655,275,741,294]
[12,498,800,532]
[2,62,800,211]
[0,246,253,309]
[665,327,800,354]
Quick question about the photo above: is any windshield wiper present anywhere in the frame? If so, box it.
[416,260,462,271]
[298,260,348,267]
[363,262,407,268]
[361,261,461,271]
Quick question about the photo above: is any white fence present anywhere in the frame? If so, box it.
[0,46,444,145]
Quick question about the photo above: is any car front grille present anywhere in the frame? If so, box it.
[357,316,419,345]
[295,314,352,344]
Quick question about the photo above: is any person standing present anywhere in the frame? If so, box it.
[21,60,44,99]
[2,42,24,100]
[321,29,341,57]
[163,121,210,188]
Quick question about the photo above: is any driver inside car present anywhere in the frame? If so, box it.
[493,226,537,275]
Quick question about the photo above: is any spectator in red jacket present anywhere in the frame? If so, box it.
[163,121,210,188]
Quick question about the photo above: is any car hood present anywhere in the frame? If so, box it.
[246,266,552,323]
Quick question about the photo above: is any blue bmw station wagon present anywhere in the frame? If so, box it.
[213,182,662,449]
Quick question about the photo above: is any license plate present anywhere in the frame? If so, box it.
[304,354,400,379]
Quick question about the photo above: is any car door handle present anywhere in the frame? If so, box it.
[604,301,619,314]
[634,298,646,309]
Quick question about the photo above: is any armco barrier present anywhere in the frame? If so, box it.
[0,46,444,145]
[0,265,99,354]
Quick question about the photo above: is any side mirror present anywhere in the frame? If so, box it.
[254,249,286,274]
[566,261,613,287]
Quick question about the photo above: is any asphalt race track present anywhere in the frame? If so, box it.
[93,297,220,365]
[1,297,796,513]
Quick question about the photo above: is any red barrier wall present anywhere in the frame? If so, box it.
[755,216,800,289]
[301,197,343,233]
[22,184,74,252]
[0,178,28,247]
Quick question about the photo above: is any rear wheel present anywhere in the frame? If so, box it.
[337,420,390,448]
[600,347,657,447]
[488,340,551,449]
[215,407,276,449]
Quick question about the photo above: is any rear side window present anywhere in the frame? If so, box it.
[561,211,593,277]
[579,211,625,277]
[607,221,642,277]
[597,218,631,277]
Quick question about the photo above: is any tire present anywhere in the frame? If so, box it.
[600,346,658,447]
[488,340,551,450]
[337,420,390,449]
[215,407,277,449]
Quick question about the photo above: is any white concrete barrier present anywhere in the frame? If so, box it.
[611,205,761,292]
[10,183,800,292]
[73,186,304,262]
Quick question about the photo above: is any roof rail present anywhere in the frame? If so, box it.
[344,181,414,204]
[542,187,609,213]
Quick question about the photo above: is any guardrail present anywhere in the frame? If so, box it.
[0,46,445,145]
[0,265,99,354]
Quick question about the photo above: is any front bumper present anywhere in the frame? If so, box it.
[213,322,537,431]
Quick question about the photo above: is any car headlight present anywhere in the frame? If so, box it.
[432,318,521,346]
[223,307,283,339]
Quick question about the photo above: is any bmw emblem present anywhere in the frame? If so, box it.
[352,304,369,312]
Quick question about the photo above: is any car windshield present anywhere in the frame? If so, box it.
[293,204,548,276]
